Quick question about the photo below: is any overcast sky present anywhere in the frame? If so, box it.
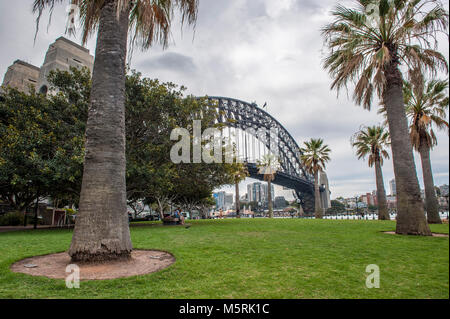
[0,0,448,199]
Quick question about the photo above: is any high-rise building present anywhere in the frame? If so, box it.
[372,190,378,206]
[361,193,375,206]
[439,184,449,197]
[248,182,262,203]
[2,37,94,95]
[389,179,396,196]
[247,182,274,205]
[261,183,275,204]
[224,193,234,210]
[213,191,225,210]
[274,196,287,209]
[247,184,253,202]
[213,191,234,210]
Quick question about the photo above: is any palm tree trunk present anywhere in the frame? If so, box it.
[235,181,240,218]
[314,170,322,219]
[69,0,133,261]
[267,179,273,218]
[419,141,441,224]
[383,58,431,235]
[374,159,389,220]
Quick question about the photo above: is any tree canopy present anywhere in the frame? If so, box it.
[0,67,236,213]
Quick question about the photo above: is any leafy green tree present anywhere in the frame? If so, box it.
[34,0,199,261]
[300,138,331,219]
[2,66,238,230]
[0,89,52,214]
[56,69,236,221]
[351,125,390,220]
[322,0,448,235]
[172,161,236,218]
[198,196,216,219]
[326,200,346,215]
[45,67,91,205]
[0,71,86,220]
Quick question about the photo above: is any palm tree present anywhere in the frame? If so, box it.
[232,162,249,218]
[300,138,331,219]
[322,0,448,235]
[351,125,390,220]
[257,154,280,218]
[33,0,198,261]
[405,78,449,224]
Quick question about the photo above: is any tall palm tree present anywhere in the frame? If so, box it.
[33,0,198,262]
[405,78,449,224]
[257,154,280,218]
[322,0,448,235]
[300,138,331,219]
[232,162,249,218]
[351,125,390,220]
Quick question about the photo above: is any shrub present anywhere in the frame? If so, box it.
[65,208,76,215]
[0,212,25,226]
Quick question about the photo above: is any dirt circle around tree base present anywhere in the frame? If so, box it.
[383,231,449,237]
[10,249,175,280]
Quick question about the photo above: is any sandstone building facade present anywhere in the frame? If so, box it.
[2,60,40,93]
[1,37,94,94]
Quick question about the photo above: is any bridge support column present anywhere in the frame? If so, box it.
[299,193,315,216]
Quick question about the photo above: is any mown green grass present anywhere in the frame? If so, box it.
[0,219,448,298]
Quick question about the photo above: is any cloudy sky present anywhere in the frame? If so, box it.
[0,0,448,199]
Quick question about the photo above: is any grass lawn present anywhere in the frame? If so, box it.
[0,219,448,299]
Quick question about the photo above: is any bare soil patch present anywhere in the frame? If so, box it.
[383,231,448,237]
[10,249,175,280]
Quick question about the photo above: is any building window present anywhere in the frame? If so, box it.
[39,85,48,95]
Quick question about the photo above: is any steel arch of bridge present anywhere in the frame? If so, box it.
[205,96,317,213]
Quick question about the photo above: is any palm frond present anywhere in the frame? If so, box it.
[351,125,390,167]
[322,0,449,110]
[404,76,449,149]
[300,138,331,173]
[33,0,198,49]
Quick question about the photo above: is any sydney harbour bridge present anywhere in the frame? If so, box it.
[205,96,327,214]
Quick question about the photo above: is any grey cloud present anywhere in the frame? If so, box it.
[291,0,329,14]
[137,52,197,74]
